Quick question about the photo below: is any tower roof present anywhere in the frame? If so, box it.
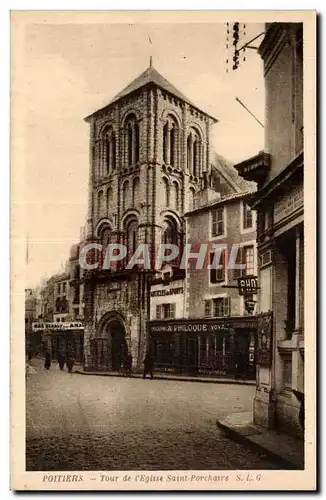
[84,63,217,122]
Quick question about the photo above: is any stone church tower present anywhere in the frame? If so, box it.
[82,61,217,372]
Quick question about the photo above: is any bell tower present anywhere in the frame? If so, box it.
[82,63,217,371]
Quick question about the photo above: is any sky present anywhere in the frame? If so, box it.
[21,19,265,288]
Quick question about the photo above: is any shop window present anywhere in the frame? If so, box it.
[243,203,253,229]
[210,249,226,283]
[211,208,225,237]
[200,336,208,365]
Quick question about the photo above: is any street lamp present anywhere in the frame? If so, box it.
[244,295,257,315]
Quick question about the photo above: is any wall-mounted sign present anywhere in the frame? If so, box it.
[150,287,184,298]
[274,184,303,224]
[256,311,273,366]
[149,322,230,333]
[148,316,258,335]
[238,276,259,295]
[32,322,84,331]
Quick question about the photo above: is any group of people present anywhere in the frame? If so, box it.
[44,350,75,373]
[122,352,154,379]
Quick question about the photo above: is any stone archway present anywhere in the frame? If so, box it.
[97,312,129,372]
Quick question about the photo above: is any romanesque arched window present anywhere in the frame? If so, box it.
[100,225,111,246]
[106,187,112,215]
[172,181,180,211]
[122,180,129,212]
[161,218,179,247]
[189,187,196,210]
[124,216,138,260]
[125,114,140,167]
[97,190,104,218]
[162,177,170,207]
[187,134,192,173]
[103,126,116,175]
[187,128,201,177]
[132,177,140,207]
[163,115,179,167]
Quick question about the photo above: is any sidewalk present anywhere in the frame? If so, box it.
[216,412,304,469]
[74,369,256,385]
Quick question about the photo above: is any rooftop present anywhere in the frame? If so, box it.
[85,62,217,122]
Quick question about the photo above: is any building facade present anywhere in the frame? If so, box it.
[30,244,85,362]
[81,61,217,372]
[235,23,304,437]
[148,159,258,378]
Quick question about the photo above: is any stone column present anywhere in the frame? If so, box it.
[292,225,304,393]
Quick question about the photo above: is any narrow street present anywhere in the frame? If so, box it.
[26,359,279,471]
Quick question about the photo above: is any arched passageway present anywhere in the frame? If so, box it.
[90,313,128,371]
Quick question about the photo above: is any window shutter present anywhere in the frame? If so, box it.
[220,208,225,236]
[156,305,161,320]
[233,246,243,280]
[212,211,217,236]
[171,303,176,319]
[223,297,231,317]
[210,252,217,283]
[216,248,226,282]
[204,300,211,317]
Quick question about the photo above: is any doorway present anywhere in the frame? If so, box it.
[109,320,128,371]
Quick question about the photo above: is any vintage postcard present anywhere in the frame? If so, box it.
[11,10,316,491]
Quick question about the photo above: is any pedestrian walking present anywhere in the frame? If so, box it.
[143,352,154,379]
[44,350,51,370]
[126,353,133,377]
[57,351,65,371]
[66,354,74,374]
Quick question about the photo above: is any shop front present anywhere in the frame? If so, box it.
[147,317,257,379]
[32,322,84,363]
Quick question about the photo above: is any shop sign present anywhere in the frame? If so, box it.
[274,184,303,224]
[238,276,259,295]
[32,322,84,331]
[150,287,183,298]
[149,322,231,334]
[256,312,273,366]
[149,317,257,334]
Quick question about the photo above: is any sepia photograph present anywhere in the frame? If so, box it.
[11,10,316,491]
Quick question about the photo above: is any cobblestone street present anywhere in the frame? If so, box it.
[26,359,279,471]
